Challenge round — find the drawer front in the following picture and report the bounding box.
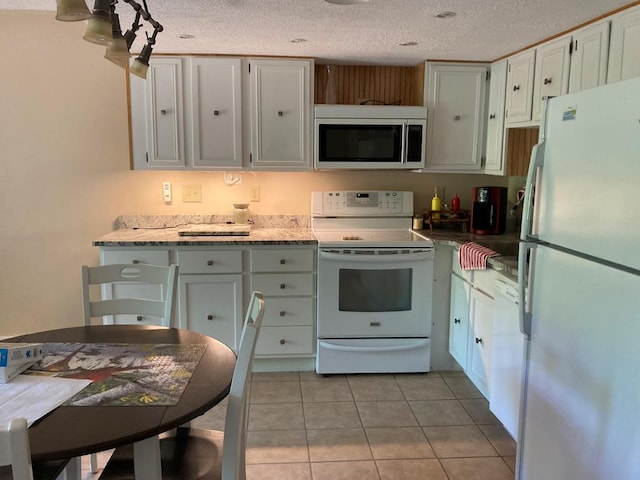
[262,297,313,327]
[256,326,314,355]
[102,249,169,266]
[451,249,474,283]
[251,273,314,296]
[177,250,242,274]
[250,249,314,272]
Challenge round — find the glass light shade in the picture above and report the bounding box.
[105,37,131,69]
[55,0,91,21]
[130,59,149,79]
[83,15,114,46]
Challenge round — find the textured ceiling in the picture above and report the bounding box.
[4,0,635,65]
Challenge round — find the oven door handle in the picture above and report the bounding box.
[319,338,430,352]
[319,250,433,263]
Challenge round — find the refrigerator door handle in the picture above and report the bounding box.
[518,242,534,339]
[520,140,545,242]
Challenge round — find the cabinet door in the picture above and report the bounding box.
[467,288,495,398]
[568,22,610,93]
[179,274,243,350]
[189,58,243,169]
[131,58,186,169]
[484,61,507,175]
[449,273,471,368]
[505,50,535,124]
[607,7,640,83]
[249,59,312,170]
[424,63,488,172]
[532,37,571,121]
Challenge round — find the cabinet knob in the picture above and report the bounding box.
[489,114,496,120]
[207,314,215,321]
[544,77,552,85]
[279,311,286,317]
[277,110,284,117]
[136,315,143,322]
[475,337,483,344]
[280,259,286,265]
[454,318,461,324]
[213,110,220,116]
[454,115,461,121]
[279,283,286,289]
[513,85,520,92]
[132,259,140,264]
[207,260,214,266]
[160,109,167,115]
[370,321,381,327]
[279,339,286,345]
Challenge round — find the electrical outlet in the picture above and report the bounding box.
[250,186,261,202]
[182,184,202,203]
[162,182,172,203]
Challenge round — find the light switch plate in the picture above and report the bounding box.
[183,184,203,203]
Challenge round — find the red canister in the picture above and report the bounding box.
[451,194,460,212]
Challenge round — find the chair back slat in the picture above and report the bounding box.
[0,418,33,480]
[221,291,265,480]
[81,264,178,327]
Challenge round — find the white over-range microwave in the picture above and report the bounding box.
[314,105,428,170]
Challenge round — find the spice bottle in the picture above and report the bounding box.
[431,187,441,219]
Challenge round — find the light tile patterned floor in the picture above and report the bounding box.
[83,371,516,480]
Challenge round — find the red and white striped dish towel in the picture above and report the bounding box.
[459,242,500,270]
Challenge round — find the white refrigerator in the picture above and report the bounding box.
[517,76,640,480]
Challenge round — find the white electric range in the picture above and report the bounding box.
[311,190,434,374]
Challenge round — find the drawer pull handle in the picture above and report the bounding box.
[279,311,286,317]
[454,318,461,324]
[475,337,483,345]
[207,260,214,266]
[280,283,286,289]
[544,77,552,85]
[279,339,286,345]
[132,260,140,264]
[160,109,167,115]
[207,314,215,321]
[280,259,286,265]
[136,315,143,322]
[513,84,520,92]
[489,114,496,119]
[370,321,381,327]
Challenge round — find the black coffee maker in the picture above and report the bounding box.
[470,186,508,235]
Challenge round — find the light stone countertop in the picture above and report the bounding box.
[94,215,520,276]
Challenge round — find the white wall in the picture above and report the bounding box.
[0,11,507,335]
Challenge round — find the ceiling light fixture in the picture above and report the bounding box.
[434,11,457,19]
[55,0,163,79]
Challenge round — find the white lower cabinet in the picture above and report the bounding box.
[448,256,496,399]
[249,248,315,357]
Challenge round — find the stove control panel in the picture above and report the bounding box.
[312,191,413,216]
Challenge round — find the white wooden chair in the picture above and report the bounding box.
[82,264,179,327]
[0,418,69,480]
[81,263,179,473]
[98,291,265,480]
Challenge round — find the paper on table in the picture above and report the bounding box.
[0,375,91,426]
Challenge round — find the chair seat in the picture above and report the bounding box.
[100,428,224,480]
[0,459,69,480]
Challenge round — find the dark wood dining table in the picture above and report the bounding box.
[6,325,237,480]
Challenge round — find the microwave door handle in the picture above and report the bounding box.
[401,123,408,164]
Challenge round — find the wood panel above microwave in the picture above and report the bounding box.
[314,64,424,106]
[506,127,539,176]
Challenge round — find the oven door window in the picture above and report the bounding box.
[338,268,412,312]
[318,124,403,163]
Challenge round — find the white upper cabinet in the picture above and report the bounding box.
[249,59,312,171]
[484,60,508,176]
[568,21,610,93]
[188,58,243,170]
[131,58,186,169]
[505,50,535,125]
[607,6,640,83]
[531,36,571,122]
[424,62,488,172]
